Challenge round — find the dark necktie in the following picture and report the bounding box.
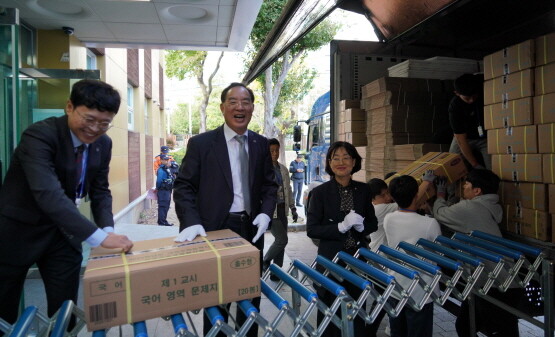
[234,135,250,214]
[75,144,86,188]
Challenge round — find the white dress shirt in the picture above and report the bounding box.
[223,124,250,213]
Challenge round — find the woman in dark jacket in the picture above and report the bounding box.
[307,141,378,337]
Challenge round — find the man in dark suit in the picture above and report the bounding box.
[0,80,133,325]
[173,82,277,337]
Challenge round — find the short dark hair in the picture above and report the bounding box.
[389,175,418,208]
[368,178,388,200]
[454,73,483,96]
[465,169,500,195]
[384,171,397,180]
[70,79,121,114]
[221,82,255,103]
[324,141,362,177]
[268,138,280,147]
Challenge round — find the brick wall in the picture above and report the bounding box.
[127,49,139,87]
[145,134,153,188]
[158,64,164,110]
[144,49,152,99]
[128,130,141,201]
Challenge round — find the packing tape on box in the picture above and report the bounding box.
[202,236,224,305]
[539,66,546,95]
[540,95,545,124]
[121,252,133,324]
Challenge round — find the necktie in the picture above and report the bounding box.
[75,144,86,189]
[234,135,250,214]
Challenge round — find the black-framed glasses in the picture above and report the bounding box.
[76,109,113,130]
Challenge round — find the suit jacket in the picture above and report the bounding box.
[173,125,277,241]
[0,115,114,254]
[275,162,294,218]
[306,179,377,260]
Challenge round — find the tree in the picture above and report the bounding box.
[247,0,340,159]
[165,50,224,133]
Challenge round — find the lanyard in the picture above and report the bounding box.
[75,146,88,205]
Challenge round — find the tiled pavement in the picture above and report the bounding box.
[21,200,544,336]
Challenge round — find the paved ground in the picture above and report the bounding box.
[21,194,545,336]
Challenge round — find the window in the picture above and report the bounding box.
[86,49,97,70]
[127,84,134,130]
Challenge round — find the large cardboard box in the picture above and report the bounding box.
[535,62,555,95]
[536,32,555,66]
[385,152,467,184]
[342,108,366,121]
[361,91,449,110]
[368,133,431,147]
[344,120,366,133]
[487,125,537,154]
[503,205,552,241]
[538,123,555,153]
[340,99,360,111]
[484,97,533,129]
[499,181,548,211]
[483,39,534,80]
[345,132,367,146]
[369,105,444,135]
[492,154,543,182]
[362,77,444,97]
[544,154,555,184]
[534,93,555,124]
[484,69,534,105]
[549,184,555,214]
[83,230,261,331]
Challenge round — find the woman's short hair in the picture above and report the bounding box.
[324,141,362,177]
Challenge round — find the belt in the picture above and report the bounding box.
[228,212,250,222]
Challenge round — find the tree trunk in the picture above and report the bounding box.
[197,52,224,133]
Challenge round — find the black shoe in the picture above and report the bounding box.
[296,203,303,207]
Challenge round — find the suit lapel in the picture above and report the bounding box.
[214,127,233,191]
[86,141,101,186]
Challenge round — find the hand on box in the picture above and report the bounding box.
[175,224,207,242]
[101,233,133,252]
[252,213,270,243]
[436,177,448,198]
[422,170,436,183]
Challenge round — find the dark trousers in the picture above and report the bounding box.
[157,189,171,225]
[456,288,521,337]
[292,179,303,204]
[263,203,288,268]
[203,212,263,337]
[389,302,434,337]
[0,225,82,326]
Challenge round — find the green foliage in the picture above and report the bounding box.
[273,59,317,118]
[165,50,207,80]
[170,147,186,165]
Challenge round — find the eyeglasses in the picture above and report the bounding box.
[225,99,253,108]
[330,156,353,163]
[75,109,113,130]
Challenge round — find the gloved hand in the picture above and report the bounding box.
[338,210,364,233]
[252,213,271,243]
[422,170,436,183]
[291,208,298,222]
[175,224,207,242]
[436,177,448,198]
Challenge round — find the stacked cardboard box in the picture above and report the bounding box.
[352,146,367,182]
[388,56,483,79]
[337,100,366,146]
[486,33,555,242]
[359,77,452,179]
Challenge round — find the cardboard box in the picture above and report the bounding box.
[369,133,431,147]
[534,93,555,124]
[337,122,345,135]
[536,32,555,66]
[342,108,366,121]
[549,184,555,214]
[544,154,555,184]
[385,152,468,184]
[484,69,534,105]
[499,181,548,211]
[362,77,444,97]
[492,154,543,182]
[484,97,533,129]
[356,146,367,159]
[340,99,360,111]
[503,205,552,241]
[535,62,555,95]
[344,120,366,133]
[487,125,537,154]
[369,105,445,134]
[361,91,449,110]
[484,39,534,80]
[83,230,261,331]
[538,123,555,153]
[345,132,367,146]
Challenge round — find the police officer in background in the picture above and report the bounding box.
[153,145,174,174]
[156,154,174,226]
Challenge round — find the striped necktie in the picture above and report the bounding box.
[234,135,250,214]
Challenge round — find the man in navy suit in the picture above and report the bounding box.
[173,82,277,337]
[0,80,133,325]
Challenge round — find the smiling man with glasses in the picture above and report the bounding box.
[0,79,133,327]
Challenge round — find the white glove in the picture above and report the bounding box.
[252,213,271,243]
[339,210,364,233]
[175,224,207,242]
